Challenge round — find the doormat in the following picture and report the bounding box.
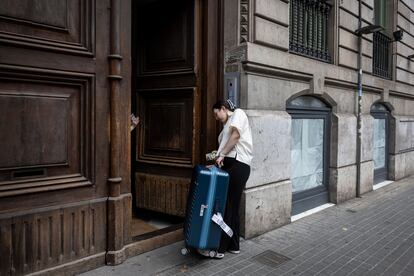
[251,250,291,268]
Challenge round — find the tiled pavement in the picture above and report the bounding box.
[82,176,414,275]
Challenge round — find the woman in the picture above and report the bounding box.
[200,100,253,259]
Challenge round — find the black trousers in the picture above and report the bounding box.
[218,157,250,253]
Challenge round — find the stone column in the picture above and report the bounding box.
[240,110,292,238]
[329,113,357,203]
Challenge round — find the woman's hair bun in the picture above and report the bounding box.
[226,99,236,111]
[212,99,237,111]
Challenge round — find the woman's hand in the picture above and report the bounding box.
[216,156,224,167]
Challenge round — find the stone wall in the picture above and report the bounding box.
[224,0,414,238]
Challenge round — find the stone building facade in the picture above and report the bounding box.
[222,0,414,238]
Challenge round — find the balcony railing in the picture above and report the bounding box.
[289,0,331,62]
[373,32,392,79]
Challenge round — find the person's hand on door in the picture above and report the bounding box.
[130,113,140,131]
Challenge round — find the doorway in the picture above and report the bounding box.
[371,103,389,184]
[130,0,222,239]
[287,96,331,215]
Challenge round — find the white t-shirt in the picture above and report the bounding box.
[217,109,253,166]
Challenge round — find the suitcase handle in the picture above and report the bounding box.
[214,199,220,214]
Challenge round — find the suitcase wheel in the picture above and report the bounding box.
[209,250,217,258]
[181,247,190,256]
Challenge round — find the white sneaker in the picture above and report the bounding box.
[228,250,240,254]
[197,249,225,259]
[197,249,210,257]
[214,253,225,259]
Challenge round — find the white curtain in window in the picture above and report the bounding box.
[291,119,324,193]
[373,118,386,170]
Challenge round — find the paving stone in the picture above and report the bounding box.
[81,176,414,276]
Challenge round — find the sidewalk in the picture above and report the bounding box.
[82,176,414,276]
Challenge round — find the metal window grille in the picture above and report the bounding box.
[289,0,331,62]
[373,32,392,79]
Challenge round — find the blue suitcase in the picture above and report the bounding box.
[181,165,230,257]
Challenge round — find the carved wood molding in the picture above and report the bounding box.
[137,0,195,75]
[0,64,95,197]
[135,172,190,216]
[0,199,106,275]
[0,0,95,56]
[240,0,250,43]
[136,87,197,168]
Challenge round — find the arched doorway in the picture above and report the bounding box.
[287,96,331,215]
[370,103,390,184]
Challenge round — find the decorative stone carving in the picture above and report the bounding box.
[240,0,249,43]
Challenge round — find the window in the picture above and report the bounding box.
[291,118,324,193]
[289,95,328,109]
[370,103,390,183]
[373,0,393,79]
[373,32,392,79]
[287,96,331,215]
[289,0,332,62]
[374,0,392,32]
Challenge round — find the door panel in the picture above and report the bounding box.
[0,0,111,274]
[0,77,82,177]
[138,89,196,164]
[0,0,94,55]
[0,0,96,198]
[133,0,201,216]
[139,0,194,74]
[136,173,189,216]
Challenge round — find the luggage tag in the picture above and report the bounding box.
[211,213,233,237]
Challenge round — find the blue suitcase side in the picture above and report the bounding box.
[184,165,229,250]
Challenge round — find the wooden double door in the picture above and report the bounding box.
[0,0,126,274]
[132,0,221,217]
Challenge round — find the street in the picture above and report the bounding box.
[82,176,414,276]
